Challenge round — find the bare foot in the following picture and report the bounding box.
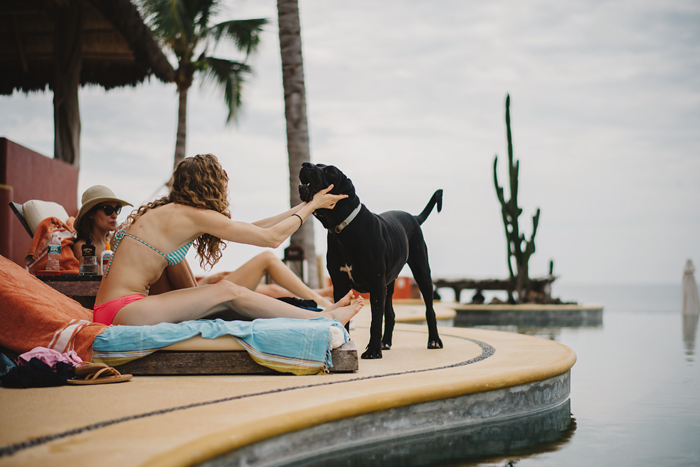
[323,296,364,325]
[325,291,353,310]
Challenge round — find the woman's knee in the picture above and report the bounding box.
[215,280,247,300]
[257,250,280,266]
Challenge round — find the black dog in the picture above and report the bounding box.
[299,162,444,359]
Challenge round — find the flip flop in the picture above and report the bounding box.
[75,363,108,377]
[67,364,132,385]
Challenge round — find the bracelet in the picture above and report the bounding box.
[292,213,304,228]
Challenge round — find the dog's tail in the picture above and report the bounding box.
[415,189,443,225]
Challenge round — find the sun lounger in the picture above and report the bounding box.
[0,256,359,375]
[112,338,358,375]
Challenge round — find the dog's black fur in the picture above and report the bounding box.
[299,162,443,359]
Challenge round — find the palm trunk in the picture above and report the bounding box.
[277,0,319,288]
[53,3,83,167]
[173,84,188,170]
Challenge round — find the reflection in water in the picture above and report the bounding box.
[682,314,698,357]
[287,401,575,467]
[681,259,700,358]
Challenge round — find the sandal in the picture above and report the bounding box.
[67,364,132,385]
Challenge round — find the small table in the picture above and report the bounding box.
[37,274,101,309]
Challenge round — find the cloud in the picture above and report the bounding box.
[1,0,698,283]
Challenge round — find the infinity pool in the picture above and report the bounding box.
[299,283,700,466]
[462,283,700,467]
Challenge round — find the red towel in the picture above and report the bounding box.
[25,217,80,274]
[0,255,107,361]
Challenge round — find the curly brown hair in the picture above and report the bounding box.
[125,154,231,269]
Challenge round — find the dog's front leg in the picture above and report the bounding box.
[362,288,387,359]
[381,280,396,350]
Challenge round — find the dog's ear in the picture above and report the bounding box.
[323,166,356,200]
[339,177,356,200]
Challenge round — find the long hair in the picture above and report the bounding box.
[74,206,100,242]
[125,154,231,269]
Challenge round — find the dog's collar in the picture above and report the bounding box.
[334,203,362,234]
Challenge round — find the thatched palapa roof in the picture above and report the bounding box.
[0,0,175,95]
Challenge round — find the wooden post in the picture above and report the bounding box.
[53,3,83,167]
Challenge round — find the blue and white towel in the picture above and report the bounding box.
[92,318,348,375]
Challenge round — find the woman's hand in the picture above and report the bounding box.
[311,185,347,210]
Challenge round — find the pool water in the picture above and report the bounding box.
[448,283,700,466]
[302,284,699,467]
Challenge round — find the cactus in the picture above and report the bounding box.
[493,95,540,303]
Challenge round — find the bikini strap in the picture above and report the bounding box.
[103,230,126,278]
[122,232,169,258]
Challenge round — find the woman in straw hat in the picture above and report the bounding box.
[73,185,133,261]
[93,154,363,327]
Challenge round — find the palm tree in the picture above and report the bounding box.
[139,0,267,169]
[277,0,319,288]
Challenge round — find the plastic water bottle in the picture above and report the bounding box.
[46,231,61,271]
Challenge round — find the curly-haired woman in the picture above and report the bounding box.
[93,154,363,327]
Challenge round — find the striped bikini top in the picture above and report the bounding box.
[104,229,193,277]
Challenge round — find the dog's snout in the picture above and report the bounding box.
[302,162,314,169]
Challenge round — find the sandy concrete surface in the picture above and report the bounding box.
[0,304,575,467]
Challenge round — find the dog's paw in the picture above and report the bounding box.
[427,338,443,349]
[381,342,392,350]
[361,347,383,359]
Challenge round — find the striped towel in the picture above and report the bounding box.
[91,318,348,375]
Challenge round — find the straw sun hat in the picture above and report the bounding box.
[75,185,133,226]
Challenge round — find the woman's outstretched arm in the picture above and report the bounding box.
[252,204,304,229]
[192,186,345,249]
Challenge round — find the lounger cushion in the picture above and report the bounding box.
[22,200,70,235]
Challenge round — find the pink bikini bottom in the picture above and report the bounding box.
[93,295,146,325]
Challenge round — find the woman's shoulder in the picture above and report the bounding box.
[72,239,85,256]
[171,203,227,219]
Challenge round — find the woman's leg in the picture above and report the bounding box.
[223,251,333,308]
[255,283,298,299]
[147,270,174,296]
[113,280,362,326]
[148,262,199,295]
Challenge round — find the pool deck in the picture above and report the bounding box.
[0,303,576,467]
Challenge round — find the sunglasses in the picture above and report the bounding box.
[100,205,122,216]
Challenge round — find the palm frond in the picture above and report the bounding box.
[199,57,252,123]
[193,0,219,32]
[205,18,268,56]
[139,0,187,41]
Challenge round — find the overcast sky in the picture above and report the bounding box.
[2,0,699,288]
